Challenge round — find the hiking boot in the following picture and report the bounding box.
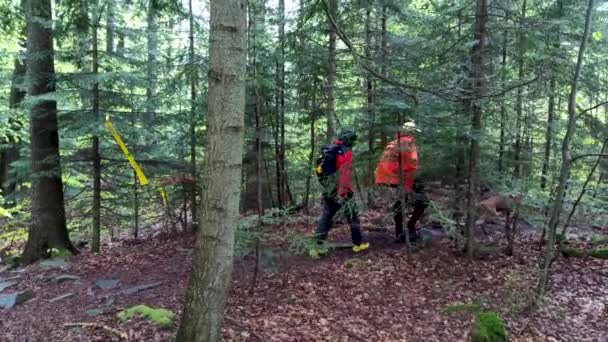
[352,242,370,253]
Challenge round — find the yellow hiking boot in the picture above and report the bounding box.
[352,242,370,253]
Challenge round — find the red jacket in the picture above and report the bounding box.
[335,140,353,198]
[375,135,418,191]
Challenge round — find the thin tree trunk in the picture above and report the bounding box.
[537,0,594,301]
[105,0,114,53]
[91,0,102,253]
[365,2,374,206]
[133,170,139,239]
[189,0,198,226]
[175,0,247,339]
[249,0,265,293]
[560,138,607,237]
[541,0,563,190]
[464,0,488,259]
[22,0,76,264]
[513,0,527,178]
[498,0,509,173]
[305,80,317,212]
[326,0,337,143]
[278,0,290,206]
[146,0,158,119]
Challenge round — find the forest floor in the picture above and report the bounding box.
[1,190,607,341]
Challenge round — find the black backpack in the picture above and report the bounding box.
[315,144,343,187]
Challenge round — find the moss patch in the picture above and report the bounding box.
[590,247,608,259]
[117,305,175,329]
[590,236,608,246]
[471,312,508,342]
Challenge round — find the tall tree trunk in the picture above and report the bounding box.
[146,0,158,119]
[365,2,374,206]
[305,80,317,212]
[188,0,198,226]
[91,0,102,253]
[21,0,76,264]
[105,0,114,53]
[541,0,563,190]
[464,0,488,259]
[537,0,594,301]
[513,0,527,178]
[498,0,509,173]
[326,0,337,143]
[249,0,265,292]
[278,0,290,206]
[175,0,247,339]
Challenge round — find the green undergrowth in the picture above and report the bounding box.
[471,312,508,342]
[117,305,175,329]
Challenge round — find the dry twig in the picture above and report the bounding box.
[64,322,129,341]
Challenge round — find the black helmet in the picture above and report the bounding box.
[338,128,357,147]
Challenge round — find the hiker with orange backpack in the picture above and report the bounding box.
[376,121,428,243]
[311,128,370,257]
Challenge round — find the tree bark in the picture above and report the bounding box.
[189,0,198,226]
[305,80,317,212]
[21,0,75,264]
[105,0,114,53]
[498,0,509,173]
[91,0,102,253]
[365,2,374,206]
[513,0,527,178]
[541,0,563,190]
[175,0,247,340]
[146,0,158,119]
[326,0,337,143]
[537,0,595,301]
[464,0,488,259]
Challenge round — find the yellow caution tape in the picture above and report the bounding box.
[105,117,169,208]
[157,187,168,206]
[104,119,149,186]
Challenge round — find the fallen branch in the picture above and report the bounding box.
[64,322,129,341]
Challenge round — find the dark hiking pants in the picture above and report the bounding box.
[391,181,428,241]
[315,194,363,246]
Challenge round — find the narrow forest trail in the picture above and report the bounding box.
[1,213,607,341]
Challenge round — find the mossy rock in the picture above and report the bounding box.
[590,247,608,259]
[117,304,175,329]
[561,247,587,258]
[590,236,608,246]
[561,246,608,259]
[471,312,508,342]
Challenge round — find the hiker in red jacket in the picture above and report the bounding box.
[376,121,428,243]
[311,129,370,256]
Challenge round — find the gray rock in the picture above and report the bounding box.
[51,274,80,283]
[0,289,34,309]
[49,292,74,303]
[85,308,105,316]
[40,258,69,269]
[122,281,162,295]
[94,279,120,290]
[0,281,18,293]
[0,275,21,282]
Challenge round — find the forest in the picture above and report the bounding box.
[0,0,607,340]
